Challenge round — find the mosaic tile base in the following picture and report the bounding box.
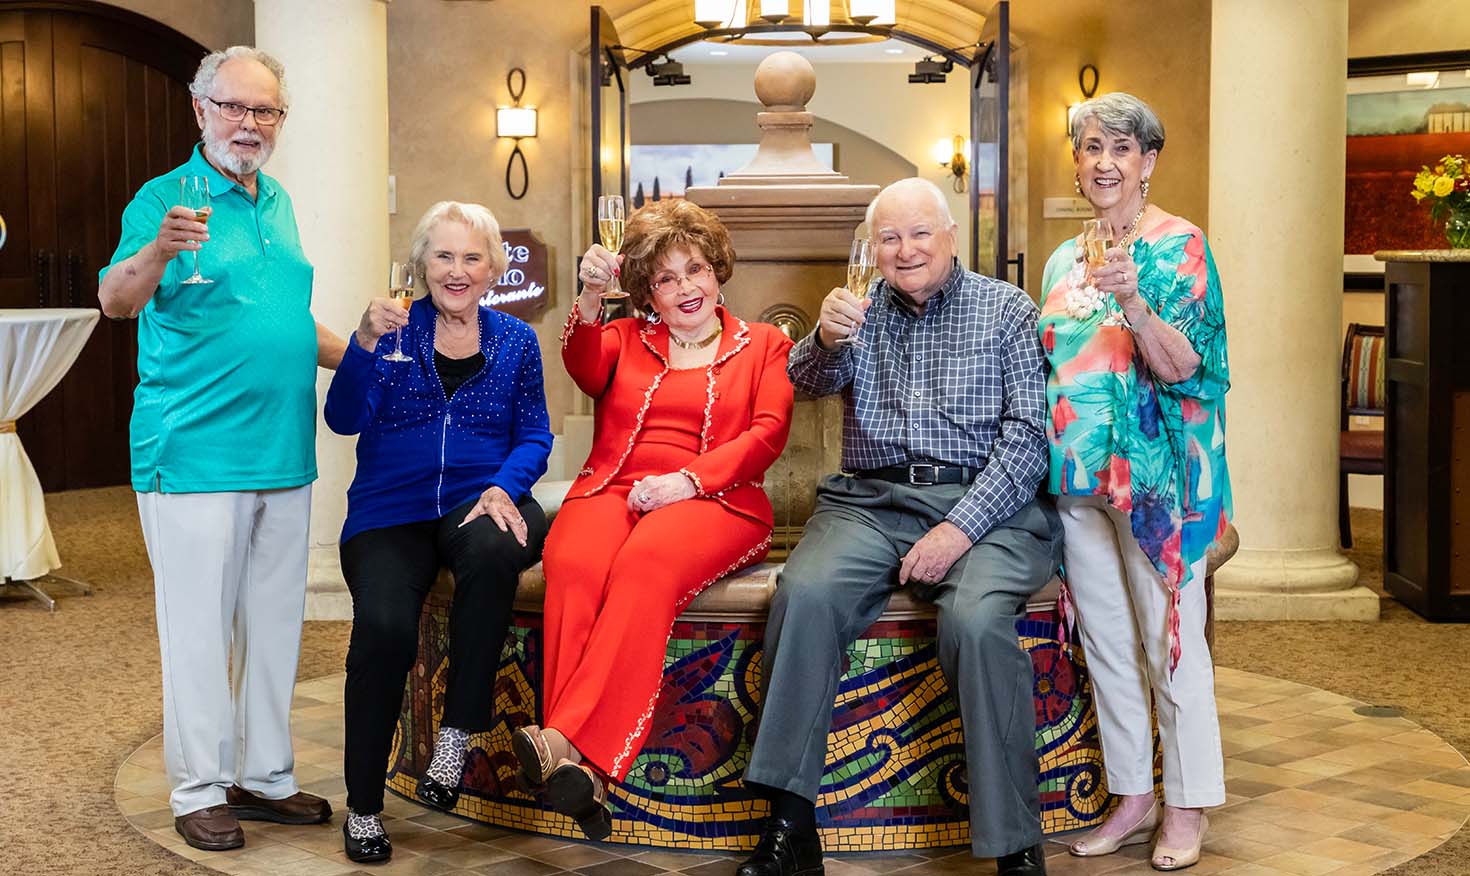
[114,666,1470,876]
[385,596,1140,851]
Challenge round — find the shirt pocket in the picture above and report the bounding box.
[936,351,997,427]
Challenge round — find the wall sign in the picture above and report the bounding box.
[481,228,551,321]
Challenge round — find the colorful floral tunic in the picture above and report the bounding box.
[1039,215,1232,669]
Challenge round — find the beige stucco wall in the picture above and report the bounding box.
[94,0,253,50]
[1349,0,1470,56]
[386,0,591,434]
[1011,0,1211,295]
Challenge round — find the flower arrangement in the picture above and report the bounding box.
[1411,154,1470,248]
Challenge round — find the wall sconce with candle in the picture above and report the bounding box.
[933,134,969,193]
[1066,63,1099,135]
[496,68,537,200]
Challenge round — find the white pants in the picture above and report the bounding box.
[136,486,311,816]
[1057,495,1225,808]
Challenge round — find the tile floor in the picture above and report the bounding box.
[114,667,1470,876]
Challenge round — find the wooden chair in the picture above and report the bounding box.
[1339,323,1386,549]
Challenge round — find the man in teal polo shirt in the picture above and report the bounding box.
[99,46,346,852]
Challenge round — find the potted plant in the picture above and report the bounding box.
[1412,154,1470,249]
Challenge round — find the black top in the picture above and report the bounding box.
[434,350,486,400]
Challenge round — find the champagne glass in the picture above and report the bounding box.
[1081,218,1114,270]
[179,176,213,285]
[597,195,627,299]
[837,237,876,347]
[383,262,414,362]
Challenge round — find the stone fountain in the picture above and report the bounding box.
[685,50,879,555]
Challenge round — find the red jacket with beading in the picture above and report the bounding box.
[559,304,795,527]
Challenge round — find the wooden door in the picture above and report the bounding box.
[0,4,204,491]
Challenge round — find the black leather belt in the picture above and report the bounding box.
[852,462,976,485]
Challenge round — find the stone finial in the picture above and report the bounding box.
[753,51,816,112]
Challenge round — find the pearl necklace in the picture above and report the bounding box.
[670,323,722,350]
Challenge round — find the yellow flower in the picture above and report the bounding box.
[1415,173,1434,193]
[1434,175,1455,198]
[1413,190,1426,201]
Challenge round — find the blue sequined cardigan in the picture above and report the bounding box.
[325,297,553,543]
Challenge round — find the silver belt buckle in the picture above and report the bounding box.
[908,463,939,485]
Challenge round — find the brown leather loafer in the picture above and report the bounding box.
[175,805,245,851]
[226,785,333,825]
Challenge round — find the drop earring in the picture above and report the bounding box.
[1141,178,1150,199]
[1074,175,1083,195]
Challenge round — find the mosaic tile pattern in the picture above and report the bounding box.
[114,666,1470,876]
[384,598,1129,851]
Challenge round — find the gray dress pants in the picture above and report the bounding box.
[743,474,1063,858]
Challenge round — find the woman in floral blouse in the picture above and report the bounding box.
[1039,92,1231,872]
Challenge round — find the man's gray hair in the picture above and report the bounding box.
[190,46,290,108]
[409,201,510,282]
[865,177,955,227]
[1069,92,1165,154]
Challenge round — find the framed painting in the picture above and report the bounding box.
[1345,51,1470,278]
[628,143,836,207]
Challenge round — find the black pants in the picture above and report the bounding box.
[339,495,548,815]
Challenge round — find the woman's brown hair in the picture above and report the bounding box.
[618,199,736,311]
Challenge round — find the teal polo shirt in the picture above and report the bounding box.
[101,144,318,493]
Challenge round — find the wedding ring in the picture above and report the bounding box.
[639,492,651,503]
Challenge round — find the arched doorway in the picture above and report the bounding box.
[0,2,206,490]
[586,1,1013,281]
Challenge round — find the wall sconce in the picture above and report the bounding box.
[1066,63,1100,136]
[933,135,969,193]
[496,68,536,200]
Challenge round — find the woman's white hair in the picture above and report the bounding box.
[865,177,955,227]
[189,46,290,108]
[409,201,510,282]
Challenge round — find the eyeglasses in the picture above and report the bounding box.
[205,97,286,126]
[650,262,714,296]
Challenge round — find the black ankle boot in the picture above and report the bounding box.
[735,816,824,876]
[996,842,1047,876]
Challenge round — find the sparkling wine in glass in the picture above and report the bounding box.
[837,237,876,347]
[179,176,213,285]
[383,261,414,362]
[597,195,627,299]
[1082,218,1114,269]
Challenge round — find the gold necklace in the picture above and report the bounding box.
[1118,202,1149,250]
[670,323,722,350]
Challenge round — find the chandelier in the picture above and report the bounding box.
[693,1,898,45]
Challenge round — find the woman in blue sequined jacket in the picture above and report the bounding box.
[323,201,552,864]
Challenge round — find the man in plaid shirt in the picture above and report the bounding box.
[738,179,1062,876]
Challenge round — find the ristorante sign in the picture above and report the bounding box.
[481,228,550,322]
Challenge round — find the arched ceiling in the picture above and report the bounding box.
[597,0,991,66]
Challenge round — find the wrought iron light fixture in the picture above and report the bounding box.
[933,135,969,193]
[496,68,536,200]
[690,0,897,47]
[1066,63,1100,135]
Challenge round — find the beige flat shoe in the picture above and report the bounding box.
[1151,813,1208,871]
[1069,799,1160,857]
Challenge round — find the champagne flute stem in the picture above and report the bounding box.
[192,246,202,278]
[394,326,404,357]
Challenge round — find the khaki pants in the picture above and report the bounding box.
[137,486,310,816]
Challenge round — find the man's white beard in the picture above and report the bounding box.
[202,127,273,177]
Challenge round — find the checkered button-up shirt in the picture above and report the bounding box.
[788,260,1049,542]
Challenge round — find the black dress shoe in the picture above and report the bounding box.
[735,816,824,876]
[342,818,392,864]
[996,843,1047,876]
[415,774,460,811]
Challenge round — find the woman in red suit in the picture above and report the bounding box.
[512,200,794,840]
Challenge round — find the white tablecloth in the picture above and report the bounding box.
[0,308,100,581]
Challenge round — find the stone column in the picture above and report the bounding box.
[1207,0,1376,619]
[255,0,390,619]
